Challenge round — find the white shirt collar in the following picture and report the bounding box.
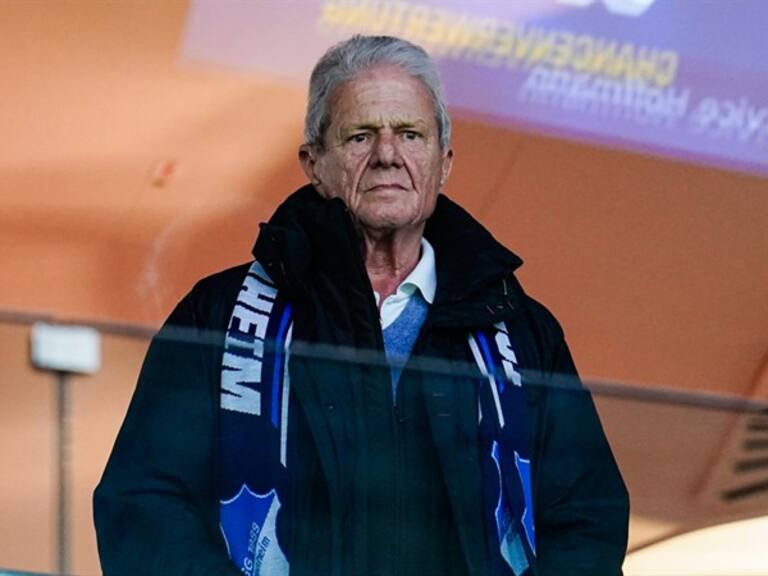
[372,238,437,306]
[400,237,436,304]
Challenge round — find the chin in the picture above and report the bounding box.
[356,200,423,228]
[357,212,416,233]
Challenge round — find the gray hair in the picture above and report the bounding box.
[304,35,452,150]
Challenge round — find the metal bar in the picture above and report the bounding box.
[0,308,153,340]
[56,371,70,576]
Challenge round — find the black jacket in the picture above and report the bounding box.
[94,186,629,576]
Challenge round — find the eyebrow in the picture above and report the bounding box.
[344,119,430,133]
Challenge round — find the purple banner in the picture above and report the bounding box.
[182,0,768,177]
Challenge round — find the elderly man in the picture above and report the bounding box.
[95,36,628,576]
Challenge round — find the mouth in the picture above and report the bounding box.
[365,183,408,193]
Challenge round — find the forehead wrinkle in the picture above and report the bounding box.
[342,116,431,133]
[325,67,440,146]
[392,119,430,131]
[343,119,384,133]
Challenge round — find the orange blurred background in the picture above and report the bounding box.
[1,2,767,574]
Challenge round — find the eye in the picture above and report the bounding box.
[402,130,421,141]
[348,133,370,144]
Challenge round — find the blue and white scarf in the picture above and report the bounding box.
[218,260,535,575]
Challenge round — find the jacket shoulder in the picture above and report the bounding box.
[521,295,566,346]
[191,262,254,300]
[171,262,254,332]
[495,291,569,378]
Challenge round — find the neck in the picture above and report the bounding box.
[360,226,423,305]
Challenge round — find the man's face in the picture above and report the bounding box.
[300,65,453,233]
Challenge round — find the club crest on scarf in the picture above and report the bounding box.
[220,486,288,576]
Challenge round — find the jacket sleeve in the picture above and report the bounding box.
[93,288,240,576]
[533,315,630,576]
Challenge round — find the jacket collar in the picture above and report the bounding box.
[424,193,523,303]
[252,185,526,326]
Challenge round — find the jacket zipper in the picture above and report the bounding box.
[393,315,434,576]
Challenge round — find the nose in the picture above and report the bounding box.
[369,132,403,168]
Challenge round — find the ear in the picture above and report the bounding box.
[440,148,454,188]
[298,143,322,188]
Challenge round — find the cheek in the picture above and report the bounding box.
[408,154,442,193]
[317,155,353,198]
[349,157,366,182]
[344,153,374,198]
